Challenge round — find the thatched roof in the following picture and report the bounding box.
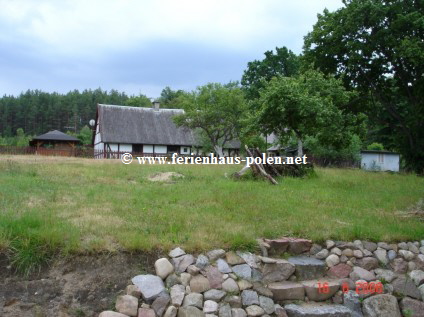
[98,104,241,149]
[32,130,80,142]
[98,104,198,146]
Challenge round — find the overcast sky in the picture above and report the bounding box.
[0,0,342,98]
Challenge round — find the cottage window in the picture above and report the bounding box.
[378,154,384,163]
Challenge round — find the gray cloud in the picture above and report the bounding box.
[0,0,343,97]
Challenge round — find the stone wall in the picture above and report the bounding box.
[99,238,424,317]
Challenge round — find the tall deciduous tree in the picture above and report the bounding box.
[303,0,424,173]
[241,46,300,100]
[173,83,246,157]
[256,70,366,156]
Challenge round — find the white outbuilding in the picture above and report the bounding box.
[360,150,400,172]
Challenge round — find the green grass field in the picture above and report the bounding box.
[0,155,423,273]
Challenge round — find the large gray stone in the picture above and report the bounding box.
[315,249,329,260]
[237,252,259,269]
[263,238,290,256]
[245,305,265,317]
[205,266,223,289]
[219,303,232,317]
[409,270,424,286]
[204,289,226,301]
[190,274,211,293]
[178,306,205,317]
[173,254,196,273]
[374,269,396,283]
[222,278,240,293]
[373,249,388,266]
[392,275,421,299]
[363,241,377,252]
[241,290,259,306]
[226,251,245,265]
[203,300,219,314]
[196,255,210,269]
[181,273,192,286]
[171,284,186,307]
[138,308,156,317]
[252,282,274,298]
[217,259,233,273]
[115,295,138,316]
[166,274,182,288]
[391,258,408,274]
[274,304,288,317]
[349,267,376,282]
[164,306,178,317]
[183,293,204,309]
[169,247,186,258]
[268,281,305,301]
[233,264,252,280]
[258,296,274,315]
[388,250,397,261]
[326,255,340,268]
[357,258,378,271]
[132,274,166,302]
[408,242,420,254]
[225,295,242,308]
[238,280,253,291]
[262,260,295,283]
[232,308,247,317]
[156,258,175,279]
[284,304,352,317]
[342,291,362,317]
[152,292,171,317]
[301,280,339,301]
[251,269,263,282]
[288,256,326,280]
[207,249,226,262]
[399,297,424,317]
[399,250,415,261]
[362,294,401,317]
[327,264,352,279]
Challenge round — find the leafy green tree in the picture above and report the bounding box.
[303,0,424,173]
[305,134,362,162]
[256,70,366,156]
[159,87,185,108]
[77,125,93,145]
[367,142,385,151]
[16,128,30,147]
[241,46,300,100]
[173,82,247,157]
[124,94,152,108]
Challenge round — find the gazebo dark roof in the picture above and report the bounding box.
[32,130,80,142]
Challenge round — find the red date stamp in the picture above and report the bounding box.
[317,282,383,294]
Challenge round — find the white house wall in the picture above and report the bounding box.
[120,144,132,152]
[154,145,167,154]
[94,121,103,151]
[180,146,191,155]
[361,153,399,172]
[143,145,153,153]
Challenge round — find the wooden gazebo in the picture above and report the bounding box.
[30,130,81,156]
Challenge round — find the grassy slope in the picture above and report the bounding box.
[1,155,423,258]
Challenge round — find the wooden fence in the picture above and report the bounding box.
[0,146,94,158]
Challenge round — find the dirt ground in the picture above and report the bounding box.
[0,251,163,317]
